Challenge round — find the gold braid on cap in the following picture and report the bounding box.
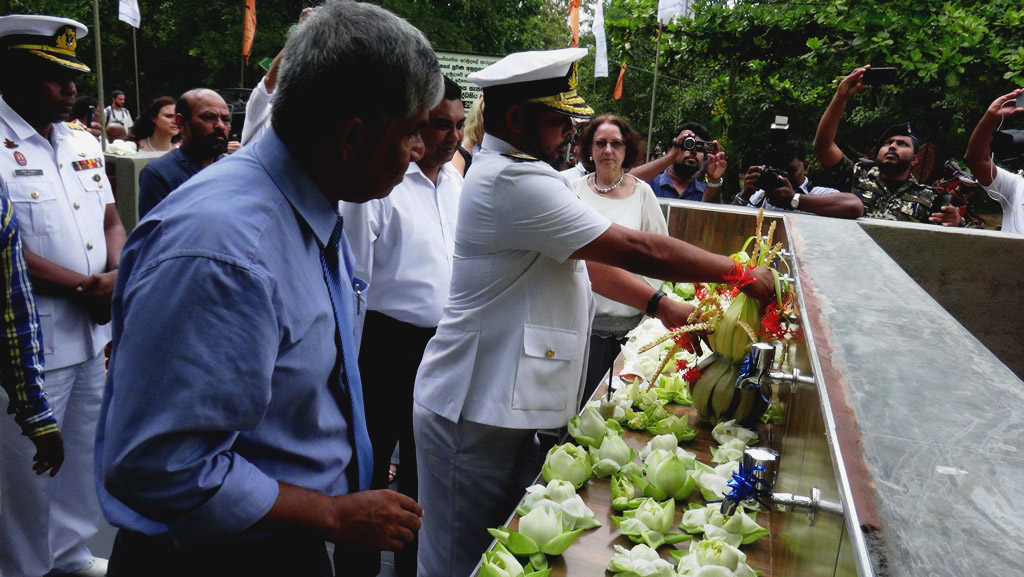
[7,27,89,72]
[524,62,594,115]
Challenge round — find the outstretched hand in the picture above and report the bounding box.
[740,266,777,308]
[985,88,1024,120]
[705,146,727,182]
[655,297,697,329]
[837,67,870,100]
[929,205,962,227]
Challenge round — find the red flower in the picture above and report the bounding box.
[681,366,702,383]
[695,285,709,301]
[759,302,790,340]
[673,333,695,353]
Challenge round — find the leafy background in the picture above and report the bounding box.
[7,0,1023,197]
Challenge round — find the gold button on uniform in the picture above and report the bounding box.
[545,350,555,359]
[73,202,81,209]
[31,191,39,199]
[86,242,94,250]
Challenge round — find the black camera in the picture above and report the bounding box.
[757,166,790,192]
[671,136,717,154]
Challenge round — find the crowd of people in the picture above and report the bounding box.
[0,4,1022,577]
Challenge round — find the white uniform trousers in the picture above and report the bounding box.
[413,402,539,577]
[0,352,105,577]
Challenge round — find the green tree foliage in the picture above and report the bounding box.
[7,0,567,108]
[8,0,1022,192]
[579,0,1024,192]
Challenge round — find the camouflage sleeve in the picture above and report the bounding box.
[817,154,856,193]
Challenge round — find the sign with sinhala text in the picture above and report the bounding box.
[436,51,502,109]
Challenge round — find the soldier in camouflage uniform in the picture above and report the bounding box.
[813,67,964,226]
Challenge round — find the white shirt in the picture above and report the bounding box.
[560,162,587,180]
[573,174,667,320]
[0,97,114,369]
[415,134,611,429]
[241,77,273,146]
[748,177,840,213]
[341,161,462,327]
[104,105,134,130]
[984,166,1024,234]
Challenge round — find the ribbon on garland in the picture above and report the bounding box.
[709,463,772,512]
[735,351,772,404]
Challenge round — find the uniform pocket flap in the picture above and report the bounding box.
[76,171,105,192]
[7,181,58,203]
[522,324,578,361]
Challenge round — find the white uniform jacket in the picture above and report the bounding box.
[0,97,114,370]
[414,134,611,430]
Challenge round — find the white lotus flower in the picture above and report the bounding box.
[606,543,676,577]
[711,420,758,446]
[516,480,601,531]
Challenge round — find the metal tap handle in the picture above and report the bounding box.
[749,343,776,373]
[738,343,777,391]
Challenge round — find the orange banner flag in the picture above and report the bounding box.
[613,64,627,100]
[242,0,257,64]
[569,0,581,47]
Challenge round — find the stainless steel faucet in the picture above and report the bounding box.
[720,447,843,525]
[741,342,816,393]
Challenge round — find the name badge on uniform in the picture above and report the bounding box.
[14,169,44,177]
[71,158,102,171]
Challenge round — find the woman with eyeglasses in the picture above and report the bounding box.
[573,114,670,404]
[132,96,180,153]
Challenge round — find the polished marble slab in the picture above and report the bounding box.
[787,215,1024,576]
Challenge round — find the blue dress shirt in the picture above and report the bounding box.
[650,168,706,201]
[137,146,208,219]
[97,129,359,546]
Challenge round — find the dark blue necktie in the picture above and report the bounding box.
[320,215,373,492]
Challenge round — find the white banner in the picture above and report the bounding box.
[593,0,608,78]
[118,0,141,28]
[658,0,693,25]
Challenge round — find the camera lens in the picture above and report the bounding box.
[682,136,697,150]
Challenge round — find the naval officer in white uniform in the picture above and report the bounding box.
[0,14,124,577]
[412,48,776,577]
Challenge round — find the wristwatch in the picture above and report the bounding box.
[646,290,666,317]
[790,194,801,210]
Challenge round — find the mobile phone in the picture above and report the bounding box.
[1016,92,1024,110]
[87,105,96,124]
[929,193,954,215]
[861,67,898,86]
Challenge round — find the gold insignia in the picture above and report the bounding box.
[64,121,86,131]
[568,62,579,92]
[55,26,77,52]
[502,150,540,162]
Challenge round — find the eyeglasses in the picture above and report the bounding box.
[593,140,625,150]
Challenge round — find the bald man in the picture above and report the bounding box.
[138,89,238,218]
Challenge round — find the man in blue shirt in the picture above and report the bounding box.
[136,89,232,218]
[96,3,442,575]
[631,122,727,203]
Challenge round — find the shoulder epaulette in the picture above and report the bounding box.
[502,150,539,162]
[63,121,86,131]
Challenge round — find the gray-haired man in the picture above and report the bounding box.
[96,3,441,575]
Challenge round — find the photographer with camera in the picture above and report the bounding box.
[735,139,863,218]
[964,88,1024,234]
[630,122,725,203]
[813,67,962,226]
